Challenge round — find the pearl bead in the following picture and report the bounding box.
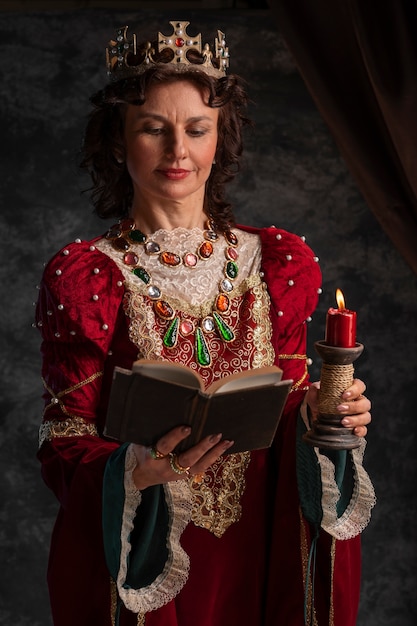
[63,249,69,256]
[288,280,294,286]
[55,269,62,276]
[89,246,96,251]
[277,311,284,317]
[307,358,313,366]
[300,235,306,241]
[47,310,53,316]
[93,268,100,274]
[102,324,109,330]
[276,234,282,240]
[58,304,64,310]
[313,256,319,262]
[317,288,322,294]
[306,316,312,322]
[92,295,99,301]
[286,255,292,261]
[55,332,60,338]
[75,238,81,244]
[117,281,123,287]
[70,330,76,335]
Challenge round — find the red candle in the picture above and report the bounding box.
[325,289,357,348]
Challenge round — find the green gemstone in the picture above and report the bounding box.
[163,317,179,349]
[129,230,147,244]
[226,260,238,280]
[213,312,235,342]
[195,327,211,367]
[133,266,150,284]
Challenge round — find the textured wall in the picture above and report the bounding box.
[0,8,416,626]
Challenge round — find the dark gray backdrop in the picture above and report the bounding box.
[1,8,416,626]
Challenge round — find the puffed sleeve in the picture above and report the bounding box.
[36,238,126,506]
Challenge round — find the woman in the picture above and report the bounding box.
[36,21,375,626]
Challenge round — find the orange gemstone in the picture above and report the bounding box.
[215,293,230,313]
[198,241,214,259]
[160,251,181,266]
[154,300,174,320]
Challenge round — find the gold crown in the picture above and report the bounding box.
[106,21,230,80]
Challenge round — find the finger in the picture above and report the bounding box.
[337,395,371,416]
[152,425,192,456]
[341,378,366,401]
[176,433,233,471]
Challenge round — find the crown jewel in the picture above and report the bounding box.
[106,21,229,81]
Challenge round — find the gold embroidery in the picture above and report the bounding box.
[38,416,99,447]
[42,371,103,418]
[137,614,146,626]
[251,282,275,369]
[189,452,251,537]
[279,353,309,392]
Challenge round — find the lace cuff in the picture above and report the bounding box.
[114,445,193,614]
[300,403,376,540]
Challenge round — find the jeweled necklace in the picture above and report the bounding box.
[106,217,240,367]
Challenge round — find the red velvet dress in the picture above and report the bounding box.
[36,225,375,626]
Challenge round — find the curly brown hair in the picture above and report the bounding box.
[80,64,251,232]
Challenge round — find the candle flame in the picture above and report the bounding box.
[336,288,345,310]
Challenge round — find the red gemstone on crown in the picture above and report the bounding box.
[175,38,185,47]
[226,247,238,261]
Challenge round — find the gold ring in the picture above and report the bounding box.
[149,446,167,460]
[169,453,191,475]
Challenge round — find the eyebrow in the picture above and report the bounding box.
[133,113,215,124]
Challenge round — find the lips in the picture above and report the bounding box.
[158,168,191,180]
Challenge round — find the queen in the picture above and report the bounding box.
[36,20,375,626]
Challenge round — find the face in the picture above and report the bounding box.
[123,80,219,214]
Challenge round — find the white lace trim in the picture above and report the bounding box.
[300,404,376,540]
[95,226,261,306]
[116,445,193,614]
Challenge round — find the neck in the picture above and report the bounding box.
[130,197,207,233]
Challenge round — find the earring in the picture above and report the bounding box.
[116,157,124,164]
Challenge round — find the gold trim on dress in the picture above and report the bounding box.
[38,416,99,448]
[42,371,103,418]
[278,353,309,392]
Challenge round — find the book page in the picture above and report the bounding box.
[211,373,288,395]
[131,359,203,390]
[207,366,283,395]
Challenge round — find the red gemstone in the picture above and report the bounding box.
[226,247,238,261]
[123,252,139,266]
[183,252,198,267]
[175,37,185,47]
[160,251,181,267]
[225,230,238,246]
[154,300,175,320]
[180,320,194,336]
[119,218,135,232]
[215,293,230,313]
[198,241,214,259]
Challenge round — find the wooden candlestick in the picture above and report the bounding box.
[303,340,364,450]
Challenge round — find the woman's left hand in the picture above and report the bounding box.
[305,378,372,437]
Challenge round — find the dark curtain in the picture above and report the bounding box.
[268,0,417,276]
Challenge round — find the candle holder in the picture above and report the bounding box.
[303,340,364,450]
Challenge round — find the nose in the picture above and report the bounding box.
[165,129,187,160]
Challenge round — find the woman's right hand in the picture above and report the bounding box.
[131,426,234,490]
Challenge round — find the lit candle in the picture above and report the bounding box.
[325,289,357,348]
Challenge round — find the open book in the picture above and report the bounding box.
[104,359,293,454]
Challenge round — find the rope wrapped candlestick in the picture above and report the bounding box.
[303,290,363,450]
